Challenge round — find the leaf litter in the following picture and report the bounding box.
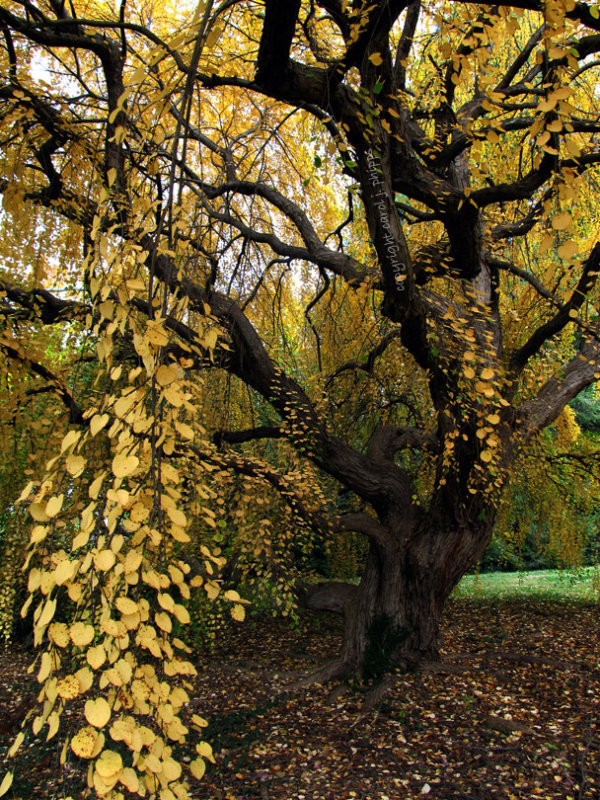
[0,599,598,799]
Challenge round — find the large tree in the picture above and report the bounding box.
[2,0,600,685]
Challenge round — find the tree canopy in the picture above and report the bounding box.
[2,0,600,797]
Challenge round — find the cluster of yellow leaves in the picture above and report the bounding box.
[555,406,581,446]
[0,220,237,798]
[5,481,217,798]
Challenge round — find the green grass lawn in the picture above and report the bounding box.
[454,565,600,602]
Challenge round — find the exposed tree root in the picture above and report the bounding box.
[293,657,353,688]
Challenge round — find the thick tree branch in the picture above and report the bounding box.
[187,444,389,546]
[366,425,439,463]
[255,0,301,89]
[212,426,284,446]
[201,180,370,285]
[395,1,420,88]
[344,0,409,70]
[0,335,85,423]
[471,151,556,207]
[516,338,600,442]
[509,243,600,374]
[325,330,402,386]
[0,280,89,323]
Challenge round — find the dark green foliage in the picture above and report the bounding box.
[479,529,555,572]
[571,391,600,433]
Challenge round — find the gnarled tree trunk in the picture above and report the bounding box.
[313,515,495,682]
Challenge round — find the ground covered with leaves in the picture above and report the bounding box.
[1,600,599,800]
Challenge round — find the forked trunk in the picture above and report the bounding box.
[315,519,494,683]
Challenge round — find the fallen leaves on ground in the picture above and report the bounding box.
[1,599,598,799]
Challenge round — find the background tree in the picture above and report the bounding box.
[2,0,600,706]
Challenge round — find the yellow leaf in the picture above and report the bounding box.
[114,394,136,418]
[87,645,107,670]
[7,732,24,758]
[77,666,94,693]
[173,604,190,624]
[156,364,178,386]
[480,368,494,381]
[486,414,500,425]
[124,550,143,574]
[71,726,103,758]
[115,658,132,684]
[94,550,116,572]
[90,413,110,437]
[29,503,49,522]
[21,594,33,619]
[99,300,114,320]
[146,319,169,347]
[552,212,572,231]
[112,453,139,478]
[480,450,493,463]
[0,772,13,798]
[163,385,184,407]
[57,675,80,699]
[203,328,218,350]
[95,749,123,778]
[89,472,105,499]
[30,525,49,544]
[38,597,57,628]
[115,596,138,615]
[61,430,82,452]
[17,480,35,503]
[70,622,95,647]
[196,740,215,762]
[54,559,76,585]
[119,767,139,792]
[155,611,172,632]
[84,697,111,728]
[45,494,64,518]
[552,86,572,101]
[72,530,90,549]
[205,582,219,601]
[162,758,182,782]
[231,604,245,622]
[368,52,383,66]
[170,526,191,543]
[174,420,194,440]
[66,454,87,477]
[68,582,83,603]
[439,42,452,59]
[539,233,554,253]
[557,240,579,260]
[158,593,175,612]
[37,651,53,683]
[166,506,187,527]
[190,757,206,780]
[125,277,145,291]
[475,382,494,398]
